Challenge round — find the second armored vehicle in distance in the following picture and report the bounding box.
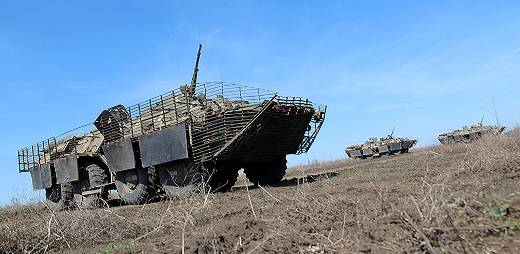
[438,123,505,144]
[345,131,417,159]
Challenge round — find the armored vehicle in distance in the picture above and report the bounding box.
[345,133,417,159]
[437,123,505,144]
[17,44,327,210]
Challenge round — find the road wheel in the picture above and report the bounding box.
[115,166,152,204]
[244,156,287,186]
[158,160,197,198]
[73,164,109,209]
[45,183,73,211]
[208,161,240,192]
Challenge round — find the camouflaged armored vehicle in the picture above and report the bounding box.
[438,123,505,144]
[17,45,327,210]
[345,133,417,159]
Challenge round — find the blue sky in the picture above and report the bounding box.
[1,1,519,204]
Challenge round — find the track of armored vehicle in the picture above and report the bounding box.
[16,45,327,210]
[345,134,417,159]
[438,123,505,144]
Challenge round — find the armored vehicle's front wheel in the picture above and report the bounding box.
[73,164,109,209]
[45,183,73,211]
[158,160,240,195]
[157,160,197,198]
[244,156,287,186]
[115,167,153,204]
[208,161,240,192]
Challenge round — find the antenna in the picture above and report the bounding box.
[190,43,203,95]
[480,116,484,125]
[390,126,395,137]
[493,103,500,126]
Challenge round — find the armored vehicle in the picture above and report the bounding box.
[437,123,505,144]
[345,132,417,159]
[17,45,326,210]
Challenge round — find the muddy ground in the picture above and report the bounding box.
[1,130,519,253]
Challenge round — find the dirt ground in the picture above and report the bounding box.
[1,130,519,253]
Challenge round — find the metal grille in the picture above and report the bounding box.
[96,82,326,163]
[189,83,279,161]
[211,96,325,162]
[94,105,129,143]
[17,124,96,173]
[95,82,276,143]
[298,104,327,154]
[120,82,277,139]
[17,138,57,172]
[190,102,266,162]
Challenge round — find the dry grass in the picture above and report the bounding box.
[469,129,520,174]
[0,189,213,253]
[394,128,520,253]
[1,129,519,253]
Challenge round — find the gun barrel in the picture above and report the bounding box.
[190,44,203,93]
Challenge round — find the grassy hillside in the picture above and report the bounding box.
[1,129,519,253]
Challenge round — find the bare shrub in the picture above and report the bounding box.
[467,128,520,173]
[430,142,469,155]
